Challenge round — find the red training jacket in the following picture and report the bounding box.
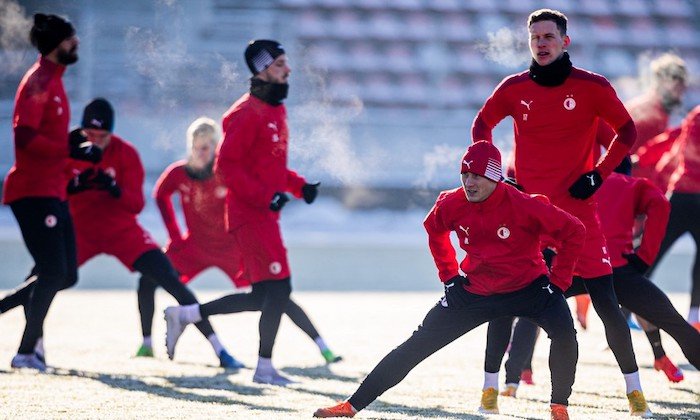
[3,57,70,204]
[215,93,306,231]
[154,161,230,247]
[68,135,146,236]
[597,173,670,268]
[472,67,634,209]
[424,182,586,295]
[636,127,681,192]
[597,92,668,155]
[668,105,700,194]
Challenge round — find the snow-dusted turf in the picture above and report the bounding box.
[0,290,697,419]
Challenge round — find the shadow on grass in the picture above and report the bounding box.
[676,362,697,371]
[39,367,295,413]
[574,388,700,415]
[281,364,362,383]
[290,384,543,420]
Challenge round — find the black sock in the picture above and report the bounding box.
[645,329,665,359]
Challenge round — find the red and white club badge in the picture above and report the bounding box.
[497,226,510,239]
[563,96,576,110]
[45,214,57,228]
[269,261,282,275]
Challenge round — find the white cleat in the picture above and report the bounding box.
[164,306,186,360]
[253,369,296,386]
[11,353,47,372]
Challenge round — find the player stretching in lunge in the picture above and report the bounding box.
[313,141,584,419]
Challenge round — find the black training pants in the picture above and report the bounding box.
[492,265,700,383]
[137,276,319,341]
[9,198,78,354]
[648,192,700,307]
[133,250,215,338]
[348,276,577,410]
[200,278,292,358]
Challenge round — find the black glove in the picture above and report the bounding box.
[92,169,121,198]
[623,253,650,274]
[66,168,95,195]
[69,129,102,163]
[269,192,289,212]
[542,247,557,270]
[302,182,320,204]
[503,177,524,192]
[445,274,469,290]
[443,274,469,309]
[568,170,603,199]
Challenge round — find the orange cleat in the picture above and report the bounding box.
[550,403,569,420]
[500,384,517,397]
[653,355,684,383]
[627,390,653,417]
[313,401,357,418]
[521,368,534,385]
[575,294,591,330]
[478,387,499,414]
[692,322,700,333]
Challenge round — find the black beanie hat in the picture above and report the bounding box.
[30,13,75,56]
[244,40,285,75]
[81,98,114,132]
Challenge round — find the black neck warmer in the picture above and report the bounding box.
[250,78,288,106]
[185,161,214,180]
[528,52,572,87]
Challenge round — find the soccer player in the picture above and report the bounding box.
[137,117,341,365]
[0,13,96,371]
[471,8,652,415]
[605,53,687,191]
[1,99,239,368]
[164,40,325,386]
[597,53,688,157]
[313,141,584,420]
[648,104,700,332]
[486,159,700,399]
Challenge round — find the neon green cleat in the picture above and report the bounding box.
[135,344,154,358]
[322,349,343,364]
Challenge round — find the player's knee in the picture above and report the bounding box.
[41,264,78,291]
[35,272,73,293]
[137,276,157,293]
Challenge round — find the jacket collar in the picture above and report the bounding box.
[464,181,506,212]
[38,55,66,77]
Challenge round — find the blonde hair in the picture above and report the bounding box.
[651,53,688,85]
[186,116,221,153]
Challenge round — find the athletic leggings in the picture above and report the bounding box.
[133,250,214,338]
[137,277,319,340]
[648,192,700,307]
[486,274,637,375]
[488,267,700,382]
[8,198,78,354]
[199,278,292,358]
[485,316,538,384]
[348,276,577,409]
